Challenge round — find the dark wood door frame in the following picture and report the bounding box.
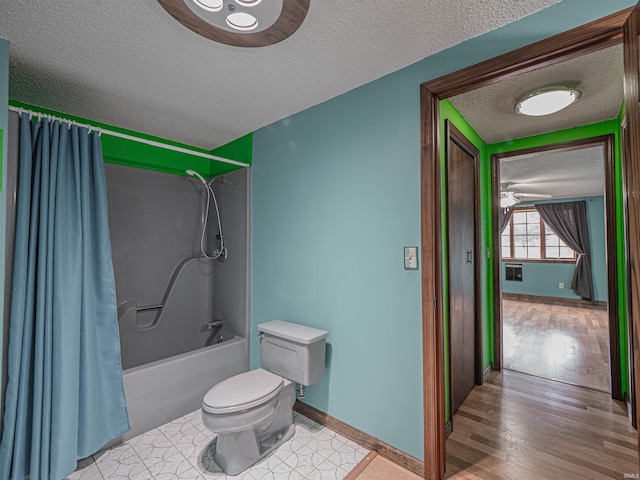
[491,135,622,400]
[622,2,640,440]
[622,116,638,427]
[419,8,634,479]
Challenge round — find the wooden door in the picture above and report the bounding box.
[446,121,481,415]
[622,2,640,440]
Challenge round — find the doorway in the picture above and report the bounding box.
[419,6,639,479]
[491,137,618,396]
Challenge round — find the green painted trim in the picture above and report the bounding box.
[487,120,618,154]
[439,100,490,423]
[615,104,630,398]
[488,119,630,398]
[9,101,250,178]
[211,133,253,168]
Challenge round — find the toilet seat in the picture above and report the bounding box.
[203,368,284,415]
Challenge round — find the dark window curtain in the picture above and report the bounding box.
[499,206,514,232]
[535,201,594,301]
[0,113,130,480]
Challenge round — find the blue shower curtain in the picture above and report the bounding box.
[0,113,130,479]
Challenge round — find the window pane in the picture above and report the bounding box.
[559,246,575,258]
[501,245,511,258]
[501,234,511,247]
[527,223,540,236]
[513,224,527,236]
[526,211,540,223]
[526,235,540,247]
[545,245,559,258]
[514,245,527,258]
[545,234,560,247]
[527,247,541,259]
[512,211,527,224]
[513,235,527,247]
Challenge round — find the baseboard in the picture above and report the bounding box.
[294,401,424,477]
[483,363,492,382]
[445,420,452,439]
[503,292,607,310]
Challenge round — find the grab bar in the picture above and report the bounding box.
[136,304,163,312]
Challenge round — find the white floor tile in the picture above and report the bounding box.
[66,461,104,480]
[70,411,367,480]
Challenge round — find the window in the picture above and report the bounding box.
[501,207,576,261]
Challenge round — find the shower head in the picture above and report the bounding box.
[185,169,207,186]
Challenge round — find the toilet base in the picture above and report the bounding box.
[215,423,295,475]
[212,382,296,475]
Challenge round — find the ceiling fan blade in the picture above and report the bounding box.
[516,193,552,198]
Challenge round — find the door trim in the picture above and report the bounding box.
[420,8,634,479]
[622,2,640,439]
[491,134,621,400]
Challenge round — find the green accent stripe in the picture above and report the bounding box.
[9,100,252,178]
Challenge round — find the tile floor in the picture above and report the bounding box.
[66,410,369,480]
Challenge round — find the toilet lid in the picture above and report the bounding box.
[203,368,284,415]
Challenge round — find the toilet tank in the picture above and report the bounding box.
[258,320,328,386]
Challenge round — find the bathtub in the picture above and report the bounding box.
[106,335,248,447]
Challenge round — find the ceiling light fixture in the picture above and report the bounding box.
[235,0,262,6]
[226,12,259,31]
[515,86,581,117]
[194,0,223,12]
[157,0,309,47]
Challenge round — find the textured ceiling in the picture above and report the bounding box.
[1,0,560,150]
[450,45,621,201]
[500,146,605,200]
[449,45,623,144]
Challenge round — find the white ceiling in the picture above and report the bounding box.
[0,0,560,150]
[500,146,605,200]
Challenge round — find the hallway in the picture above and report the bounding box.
[445,370,637,479]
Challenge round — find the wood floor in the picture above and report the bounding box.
[445,370,638,479]
[349,453,423,480]
[502,298,610,392]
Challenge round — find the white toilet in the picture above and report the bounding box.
[201,320,329,475]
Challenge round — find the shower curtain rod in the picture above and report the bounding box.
[8,106,250,168]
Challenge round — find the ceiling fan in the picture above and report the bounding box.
[500,183,552,208]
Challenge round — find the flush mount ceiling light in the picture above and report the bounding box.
[514,86,581,117]
[194,0,223,12]
[157,0,309,47]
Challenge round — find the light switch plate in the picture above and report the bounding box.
[404,246,419,270]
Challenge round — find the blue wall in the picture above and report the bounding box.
[502,196,607,302]
[0,38,8,403]
[252,0,635,460]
